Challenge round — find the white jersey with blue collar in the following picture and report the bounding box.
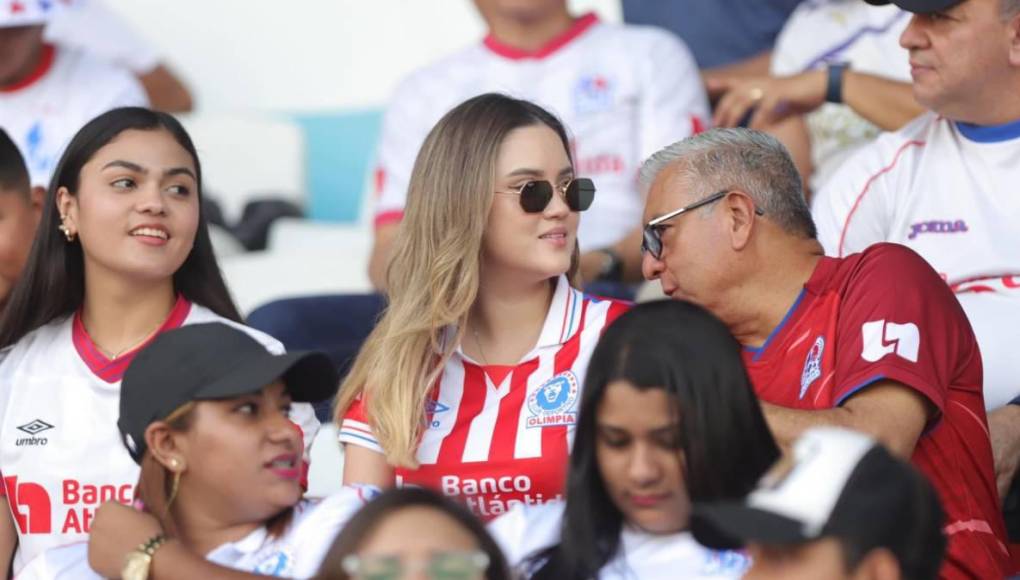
[813,111,1020,409]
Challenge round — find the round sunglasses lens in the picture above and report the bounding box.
[566,178,595,211]
[520,181,553,213]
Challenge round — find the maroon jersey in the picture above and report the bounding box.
[742,243,1008,579]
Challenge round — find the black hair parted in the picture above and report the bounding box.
[0,107,241,349]
[530,300,780,580]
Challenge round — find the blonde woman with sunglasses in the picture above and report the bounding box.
[336,93,630,520]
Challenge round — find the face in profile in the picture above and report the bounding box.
[0,187,41,309]
[57,128,200,285]
[899,0,1016,117]
[595,380,689,534]
[349,505,488,580]
[482,124,579,283]
[165,381,303,524]
[640,166,729,308]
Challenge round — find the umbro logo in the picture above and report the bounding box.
[17,419,54,436]
[15,419,54,447]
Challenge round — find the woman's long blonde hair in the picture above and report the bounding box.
[335,94,579,467]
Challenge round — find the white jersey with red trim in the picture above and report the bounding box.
[45,0,161,74]
[340,276,630,519]
[771,0,910,190]
[488,501,750,579]
[372,13,708,251]
[14,485,380,580]
[812,112,1020,409]
[0,45,147,188]
[0,301,320,575]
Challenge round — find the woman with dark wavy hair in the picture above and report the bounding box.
[0,107,318,576]
[490,299,780,579]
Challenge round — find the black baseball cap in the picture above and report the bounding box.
[118,322,338,463]
[691,428,946,575]
[863,0,963,13]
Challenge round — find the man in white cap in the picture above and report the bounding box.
[0,0,147,188]
[692,427,947,580]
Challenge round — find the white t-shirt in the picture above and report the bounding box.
[772,0,910,190]
[488,501,750,579]
[372,13,709,252]
[0,45,148,188]
[14,485,378,579]
[44,0,161,74]
[813,112,1020,409]
[0,300,320,575]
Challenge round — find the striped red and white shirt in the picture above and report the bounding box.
[340,276,629,519]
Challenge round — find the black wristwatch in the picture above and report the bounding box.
[596,248,624,282]
[825,62,850,104]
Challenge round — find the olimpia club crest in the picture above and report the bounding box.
[526,371,580,429]
[799,336,825,400]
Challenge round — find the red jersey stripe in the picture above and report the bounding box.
[436,363,488,464]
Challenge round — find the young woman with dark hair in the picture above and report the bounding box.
[0,107,319,576]
[489,299,781,579]
[314,487,511,580]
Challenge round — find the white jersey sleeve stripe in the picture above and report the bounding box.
[837,139,926,256]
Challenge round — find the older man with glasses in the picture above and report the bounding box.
[639,128,1010,579]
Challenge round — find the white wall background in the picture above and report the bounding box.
[103,0,623,114]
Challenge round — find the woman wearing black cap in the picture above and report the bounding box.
[0,108,320,577]
[20,322,375,579]
[488,300,781,580]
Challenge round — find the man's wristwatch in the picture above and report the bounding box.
[596,248,624,282]
[122,533,167,580]
[825,62,850,104]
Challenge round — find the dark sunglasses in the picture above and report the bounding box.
[641,190,764,259]
[495,177,596,213]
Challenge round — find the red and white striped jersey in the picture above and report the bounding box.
[0,298,319,576]
[340,276,629,519]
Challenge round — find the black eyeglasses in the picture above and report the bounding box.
[494,177,596,213]
[641,190,764,259]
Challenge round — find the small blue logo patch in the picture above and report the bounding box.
[799,336,825,400]
[526,371,579,429]
[573,74,614,116]
[254,551,292,576]
[702,549,751,575]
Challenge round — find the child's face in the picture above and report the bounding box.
[0,188,42,308]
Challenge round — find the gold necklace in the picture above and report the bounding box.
[93,320,165,360]
[471,328,491,366]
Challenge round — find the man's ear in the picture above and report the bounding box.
[1008,11,1020,67]
[145,421,188,473]
[29,186,45,212]
[724,191,758,251]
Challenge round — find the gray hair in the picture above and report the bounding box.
[639,128,816,239]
